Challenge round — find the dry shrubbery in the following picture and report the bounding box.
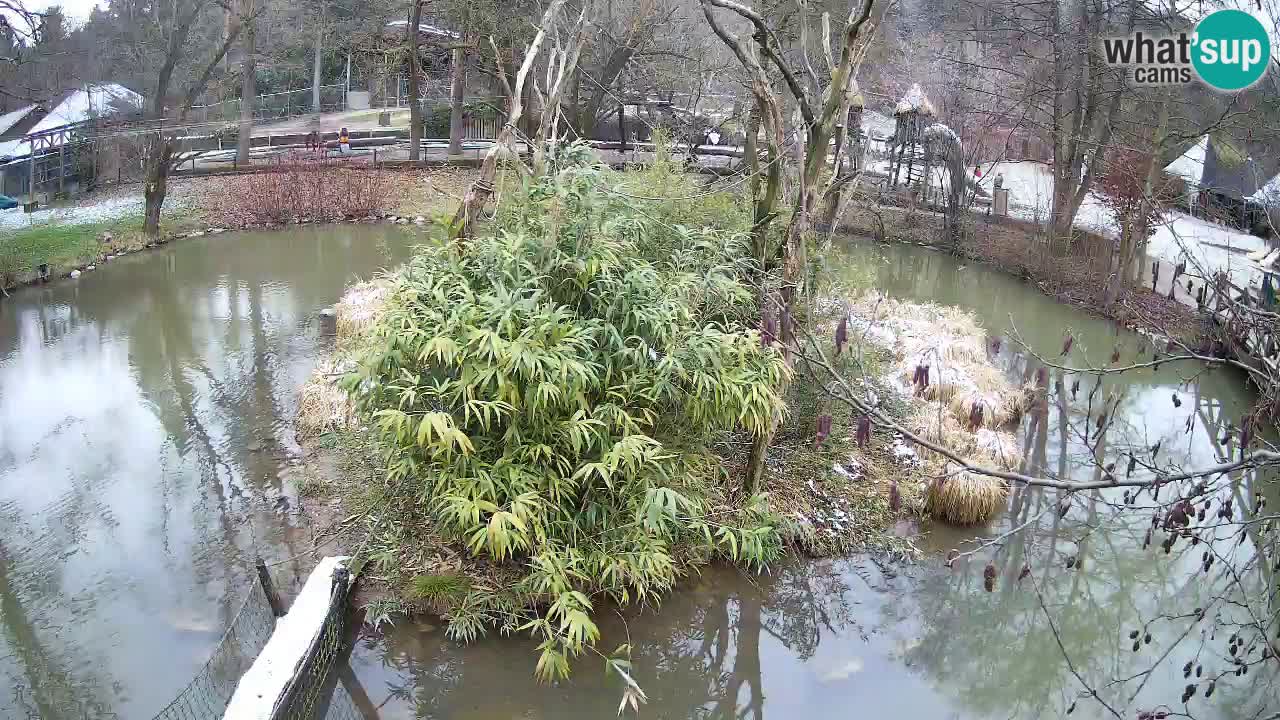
[212,154,393,225]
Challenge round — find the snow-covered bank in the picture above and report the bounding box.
[0,193,144,231]
[976,159,1267,290]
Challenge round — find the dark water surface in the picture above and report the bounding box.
[0,225,421,718]
[0,230,1274,719]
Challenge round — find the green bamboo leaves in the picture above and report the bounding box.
[351,146,787,679]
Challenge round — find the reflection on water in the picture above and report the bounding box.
[352,560,953,720]
[349,239,1277,720]
[0,228,1272,720]
[0,225,420,718]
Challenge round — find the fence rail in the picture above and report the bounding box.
[187,85,349,125]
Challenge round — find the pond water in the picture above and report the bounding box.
[0,225,422,718]
[0,228,1273,719]
[347,239,1277,720]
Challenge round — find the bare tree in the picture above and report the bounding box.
[407,0,425,161]
[101,0,250,236]
[530,1,590,176]
[235,0,256,164]
[449,0,586,239]
[700,0,880,491]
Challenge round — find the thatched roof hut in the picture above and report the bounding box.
[889,84,936,188]
[893,83,936,117]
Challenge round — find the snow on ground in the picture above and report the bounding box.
[1147,212,1266,288]
[977,159,1266,288]
[0,192,144,231]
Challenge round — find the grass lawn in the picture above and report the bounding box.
[0,214,205,290]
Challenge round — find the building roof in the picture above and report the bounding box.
[1199,138,1263,201]
[1251,172,1280,205]
[1162,133,1279,202]
[1163,134,1208,186]
[385,19,461,39]
[894,84,936,117]
[0,84,143,161]
[0,105,39,138]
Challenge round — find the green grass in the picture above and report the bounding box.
[0,221,115,281]
[1,214,205,290]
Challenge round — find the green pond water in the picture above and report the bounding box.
[0,228,1273,719]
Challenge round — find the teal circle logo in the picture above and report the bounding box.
[1192,9,1271,91]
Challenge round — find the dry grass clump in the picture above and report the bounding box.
[334,280,391,342]
[297,357,358,437]
[909,408,1023,471]
[852,292,1030,431]
[297,279,391,436]
[925,465,1008,525]
[848,292,1028,526]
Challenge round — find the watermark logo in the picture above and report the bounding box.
[1102,9,1271,91]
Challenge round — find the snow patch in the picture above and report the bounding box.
[1249,172,1280,204]
[0,84,142,160]
[975,159,1266,289]
[385,19,461,38]
[924,123,959,146]
[223,556,352,720]
[861,110,895,140]
[0,193,145,230]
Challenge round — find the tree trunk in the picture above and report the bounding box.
[745,101,765,261]
[448,46,466,158]
[143,135,172,238]
[744,124,831,492]
[570,67,582,138]
[407,0,423,161]
[236,0,255,165]
[449,0,566,241]
[1103,222,1129,306]
[311,22,323,115]
[848,105,863,171]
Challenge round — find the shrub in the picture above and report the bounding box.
[346,145,787,678]
[213,154,393,225]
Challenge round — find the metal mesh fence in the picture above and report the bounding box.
[149,577,277,720]
[312,680,366,720]
[269,568,355,720]
[187,85,348,125]
[149,563,366,720]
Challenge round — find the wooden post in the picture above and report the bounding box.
[447,45,466,159]
[255,556,285,617]
[338,663,381,720]
[58,143,65,194]
[617,104,627,153]
[27,138,36,204]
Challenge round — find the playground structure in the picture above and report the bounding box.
[887,83,936,190]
